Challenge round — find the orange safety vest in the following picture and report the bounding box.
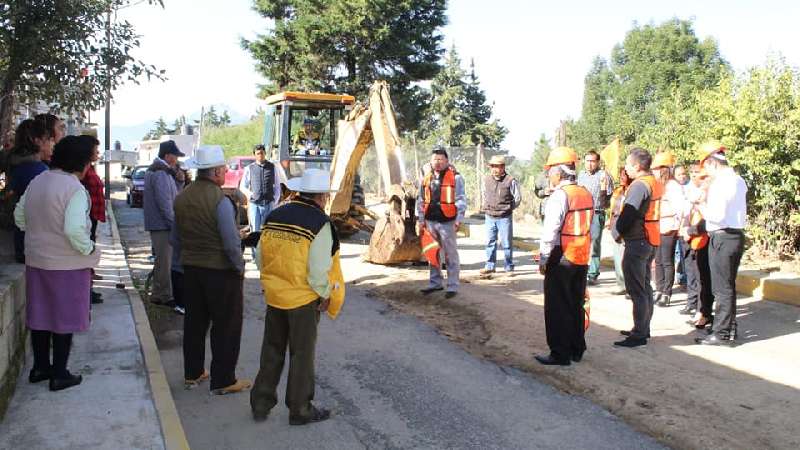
[420,228,441,267]
[688,208,709,250]
[637,175,664,247]
[423,167,458,220]
[559,184,594,265]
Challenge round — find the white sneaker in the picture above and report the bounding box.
[174,306,186,315]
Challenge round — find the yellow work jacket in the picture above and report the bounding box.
[259,198,345,319]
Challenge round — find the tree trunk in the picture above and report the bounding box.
[0,78,17,141]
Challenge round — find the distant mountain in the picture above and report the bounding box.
[98,104,252,151]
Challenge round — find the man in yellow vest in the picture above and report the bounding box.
[536,147,594,366]
[251,168,346,425]
[173,146,251,395]
[612,148,663,348]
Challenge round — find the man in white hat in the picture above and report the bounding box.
[250,168,346,425]
[480,154,521,276]
[172,146,251,395]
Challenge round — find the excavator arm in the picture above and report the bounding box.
[327,81,422,264]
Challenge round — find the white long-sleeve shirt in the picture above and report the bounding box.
[240,161,282,209]
[698,167,747,232]
[660,179,687,233]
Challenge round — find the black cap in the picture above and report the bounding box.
[159,140,185,158]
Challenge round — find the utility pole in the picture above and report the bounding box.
[411,131,419,182]
[103,6,112,199]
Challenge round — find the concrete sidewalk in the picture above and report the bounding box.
[0,211,186,449]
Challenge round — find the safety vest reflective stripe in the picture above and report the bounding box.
[423,167,458,219]
[560,184,594,265]
[638,175,664,247]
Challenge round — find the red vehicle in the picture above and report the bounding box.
[223,156,256,190]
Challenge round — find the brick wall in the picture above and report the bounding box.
[0,264,26,421]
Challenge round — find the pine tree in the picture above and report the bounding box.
[242,0,447,130]
[422,47,507,151]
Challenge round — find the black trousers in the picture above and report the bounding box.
[13,226,24,264]
[654,232,677,296]
[30,330,73,378]
[543,248,587,361]
[171,270,185,308]
[622,239,656,339]
[684,242,714,317]
[709,230,745,337]
[183,266,244,390]
[90,218,98,242]
[251,300,320,418]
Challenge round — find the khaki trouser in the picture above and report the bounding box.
[150,230,173,304]
[251,300,320,419]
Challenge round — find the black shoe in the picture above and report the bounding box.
[420,287,444,295]
[534,354,571,366]
[252,410,270,423]
[289,406,331,426]
[656,294,670,307]
[571,353,583,363]
[29,367,51,383]
[49,372,83,391]
[587,277,598,286]
[613,337,647,347]
[620,330,650,338]
[444,291,457,299]
[678,306,695,315]
[695,334,733,346]
[91,291,103,304]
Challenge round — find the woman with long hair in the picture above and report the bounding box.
[651,152,686,307]
[14,136,100,391]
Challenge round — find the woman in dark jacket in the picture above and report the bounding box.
[6,119,53,262]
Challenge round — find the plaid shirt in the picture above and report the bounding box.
[82,165,106,222]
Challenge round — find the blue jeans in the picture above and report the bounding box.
[248,202,273,233]
[588,211,606,280]
[484,215,513,271]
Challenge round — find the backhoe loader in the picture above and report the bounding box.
[261,81,421,264]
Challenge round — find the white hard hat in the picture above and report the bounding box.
[286,168,337,193]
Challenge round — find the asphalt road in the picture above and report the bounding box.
[112,191,663,450]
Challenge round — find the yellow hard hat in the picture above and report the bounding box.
[544,146,578,169]
[697,140,726,165]
[652,151,675,169]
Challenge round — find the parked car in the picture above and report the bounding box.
[223,156,256,190]
[124,165,148,207]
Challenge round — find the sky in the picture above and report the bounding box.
[98,0,800,159]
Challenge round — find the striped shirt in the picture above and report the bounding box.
[577,169,614,210]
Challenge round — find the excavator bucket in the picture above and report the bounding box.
[364,184,423,264]
[327,81,422,263]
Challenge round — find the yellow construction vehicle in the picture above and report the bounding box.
[261,81,421,264]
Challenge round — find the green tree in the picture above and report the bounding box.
[0,0,165,137]
[639,57,800,254]
[570,18,729,147]
[242,0,447,130]
[421,47,507,152]
[143,116,170,140]
[570,57,615,150]
[201,114,265,159]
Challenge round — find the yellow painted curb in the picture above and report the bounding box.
[107,202,190,450]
